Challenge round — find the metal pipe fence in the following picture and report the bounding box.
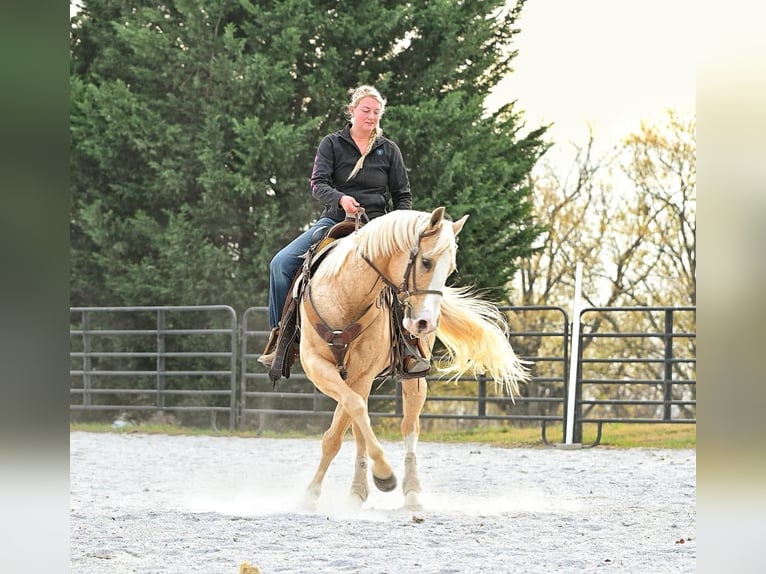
[572,306,696,445]
[70,306,238,430]
[70,304,695,444]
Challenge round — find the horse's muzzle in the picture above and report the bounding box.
[403,315,438,336]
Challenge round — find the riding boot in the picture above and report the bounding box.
[257,327,280,368]
[402,335,430,377]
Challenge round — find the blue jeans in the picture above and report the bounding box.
[268,217,338,329]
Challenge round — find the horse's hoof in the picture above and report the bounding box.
[347,492,365,508]
[350,482,369,503]
[373,473,397,492]
[404,490,423,512]
[299,492,318,512]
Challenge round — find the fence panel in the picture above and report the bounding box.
[70,306,238,430]
[240,306,346,433]
[573,306,697,444]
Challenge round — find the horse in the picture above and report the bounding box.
[299,206,528,511]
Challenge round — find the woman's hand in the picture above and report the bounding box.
[340,195,361,215]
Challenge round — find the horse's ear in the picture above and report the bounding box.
[452,214,469,236]
[429,206,446,228]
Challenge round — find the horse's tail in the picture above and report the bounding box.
[435,286,529,398]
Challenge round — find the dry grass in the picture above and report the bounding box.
[400,423,696,448]
[70,421,695,449]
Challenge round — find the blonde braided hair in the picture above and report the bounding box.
[346,85,386,181]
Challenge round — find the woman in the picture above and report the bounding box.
[259,85,419,369]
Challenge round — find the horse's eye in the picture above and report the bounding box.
[421,258,433,271]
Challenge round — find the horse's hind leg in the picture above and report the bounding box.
[401,376,427,511]
[306,403,351,506]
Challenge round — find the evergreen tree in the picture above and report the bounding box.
[70,0,546,310]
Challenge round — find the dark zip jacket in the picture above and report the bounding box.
[310,124,412,222]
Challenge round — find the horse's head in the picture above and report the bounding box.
[397,207,468,337]
[350,207,468,337]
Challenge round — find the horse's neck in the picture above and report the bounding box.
[313,252,387,321]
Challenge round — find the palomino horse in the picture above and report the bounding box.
[300,207,528,511]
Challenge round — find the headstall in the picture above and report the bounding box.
[361,225,444,321]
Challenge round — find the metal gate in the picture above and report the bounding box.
[70,306,238,430]
[571,306,697,445]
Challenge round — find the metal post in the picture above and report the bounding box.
[477,373,487,417]
[565,263,584,445]
[663,309,674,421]
[574,344,584,443]
[82,310,91,407]
[239,311,250,430]
[561,312,570,444]
[157,309,166,409]
[229,309,238,431]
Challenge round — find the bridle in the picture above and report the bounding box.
[360,221,444,321]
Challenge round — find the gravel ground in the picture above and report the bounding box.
[70,431,696,573]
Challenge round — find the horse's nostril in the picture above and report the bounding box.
[417,319,428,332]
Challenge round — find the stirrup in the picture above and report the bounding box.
[258,327,279,367]
[402,354,431,377]
[401,338,431,377]
[258,351,275,368]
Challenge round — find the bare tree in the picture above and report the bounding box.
[619,109,696,307]
[506,128,617,417]
[508,109,696,419]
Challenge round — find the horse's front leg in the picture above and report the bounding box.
[305,403,351,507]
[349,421,369,503]
[401,375,427,511]
[305,360,396,495]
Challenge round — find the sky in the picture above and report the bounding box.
[487,0,696,156]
